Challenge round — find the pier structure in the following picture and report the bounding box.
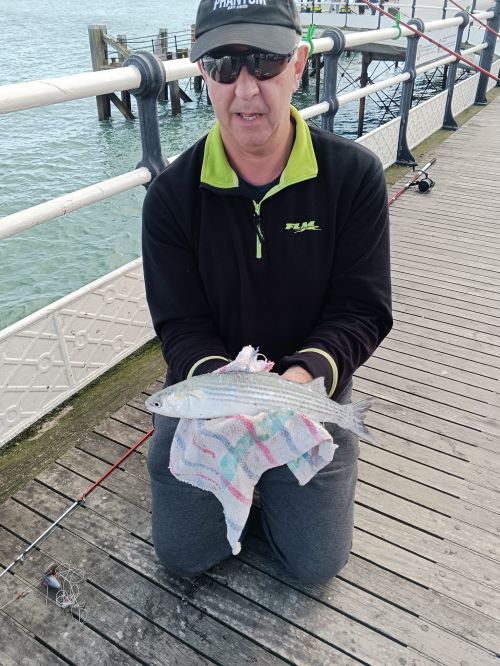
[88,24,199,119]
[1,5,500,660]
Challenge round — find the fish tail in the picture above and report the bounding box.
[349,397,376,444]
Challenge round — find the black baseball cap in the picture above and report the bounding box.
[190,0,302,62]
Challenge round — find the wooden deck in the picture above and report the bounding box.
[1,98,500,665]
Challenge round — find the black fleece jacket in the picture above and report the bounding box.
[142,113,392,398]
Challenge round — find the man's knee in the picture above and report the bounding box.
[285,547,351,585]
[153,537,230,579]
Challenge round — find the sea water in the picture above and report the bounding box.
[0,0,454,330]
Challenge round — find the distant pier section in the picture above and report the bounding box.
[88,24,201,119]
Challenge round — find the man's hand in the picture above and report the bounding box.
[280,365,314,384]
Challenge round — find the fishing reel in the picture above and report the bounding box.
[416,176,435,193]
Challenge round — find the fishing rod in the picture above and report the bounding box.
[388,157,437,205]
[360,0,500,83]
[448,0,500,38]
[0,427,154,580]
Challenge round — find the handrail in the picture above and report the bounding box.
[0,14,488,116]
[0,169,151,241]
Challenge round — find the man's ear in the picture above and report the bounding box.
[293,43,310,91]
[197,60,207,81]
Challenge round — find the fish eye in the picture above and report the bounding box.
[153,400,161,408]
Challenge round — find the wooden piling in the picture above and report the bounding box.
[357,52,372,138]
[315,54,321,104]
[117,34,133,116]
[164,53,181,116]
[88,24,111,120]
[191,22,203,94]
[301,60,310,89]
[157,29,169,102]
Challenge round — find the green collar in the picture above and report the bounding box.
[200,106,318,193]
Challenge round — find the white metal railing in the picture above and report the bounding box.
[0,169,151,240]
[1,15,492,244]
[2,14,491,116]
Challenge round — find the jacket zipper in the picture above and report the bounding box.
[252,201,265,259]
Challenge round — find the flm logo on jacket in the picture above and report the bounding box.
[285,221,321,233]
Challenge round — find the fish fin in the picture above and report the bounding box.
[309,377,328,395]
[351,397,376,444]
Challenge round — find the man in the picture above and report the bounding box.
[142,0,392,584]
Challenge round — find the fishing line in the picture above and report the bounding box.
[360,0,500,83]
[448,0,500,37]
[0,427,154,581]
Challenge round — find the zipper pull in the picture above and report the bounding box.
[253,213,265,245]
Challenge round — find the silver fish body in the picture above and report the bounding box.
[145,372,375,443]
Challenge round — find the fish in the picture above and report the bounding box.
[145,371,376,443]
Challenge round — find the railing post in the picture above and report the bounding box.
[320,28,346,132]
[123,52,168,182]
[442,11,469,129]
[395,18,424,166]
[475,0,500,103]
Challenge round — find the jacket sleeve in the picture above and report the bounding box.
[277,162,392,397]
[142,176,231,381]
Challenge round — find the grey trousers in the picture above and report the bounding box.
[147,381,359,584]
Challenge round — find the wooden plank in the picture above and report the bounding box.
[56,447,152,511]
[37,463,152,541]
[356,481,500,563]
[390,248,500,282]
[2,488,436,665]
[0,612,67,666]
[0,552,139,665]
[5,487,358,665]
[359,441,500,513]
[361,406,500,474]
[354,503,500,589]
[18,465,500,626]
[396,220,500,244]
[351,529,500,621]
[0,521,280,666]
[354,377,499,447]
[360,360,493,418]
[393,310,500,357]
[393,290,500,330]
[377,337,499,389]
[393,235,500,264]
[391,255,500,291]
[77,431,150,480]
[388,319,500,369]
[94,417,147,447]
[360,420,500,492]
[393,282,500,318]
[392,303,500,345]
[392,273,500,310]
[357,458,500,535]
[0,529,212,666]
[111,404,152,432]
[237,534,500,666]
[394,228,500,255]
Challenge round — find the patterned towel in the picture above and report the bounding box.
[169,347,337,554]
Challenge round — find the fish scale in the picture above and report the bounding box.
[146,371,376,443]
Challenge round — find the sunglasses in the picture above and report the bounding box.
[202,49,296,84]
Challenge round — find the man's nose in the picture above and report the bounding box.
[234,65,260,98]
